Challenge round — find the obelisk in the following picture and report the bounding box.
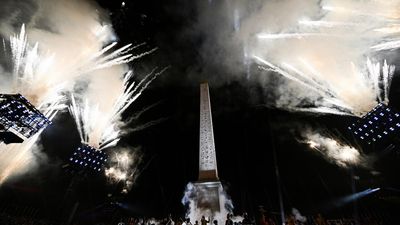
[193,82,223,215]
[198,82,219,181]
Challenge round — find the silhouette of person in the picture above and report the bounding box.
[226,213,233,225]
[201,216,210,225]
[242,212,252,225]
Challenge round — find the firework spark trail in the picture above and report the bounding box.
[112,67,169,121]
[255,56,355,116]
[0,0,159,184]
[85,43,158,73]
[298,20,359,28]
[6,23,156,137]
[7,25,65,115]
[69,67,168,150]
[374,26,400,34]
[256,55,394,116]
[252,1,400,116]
[6,24,149,118]
[244,0,400,117]
[371,39,400,51]
[126,101,162,123]
[5,22,154,112]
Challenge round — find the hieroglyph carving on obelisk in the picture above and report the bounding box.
[198,83,218,181]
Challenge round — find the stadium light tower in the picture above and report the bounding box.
[65,144,108,174]
[0,94,51,144]
[348,103,400,146]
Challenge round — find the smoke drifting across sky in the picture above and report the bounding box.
[302,130,371,168]
[0,0,152,185]
[185,0,400,172]
[191,0,400,116]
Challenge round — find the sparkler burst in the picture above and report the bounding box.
[0,25,66,184]
[3,23,153,120]
[69,67,167,150]
[249,0,400,117]
[0,23,150,183]
[6,24,66,119]
[0,0,159,184]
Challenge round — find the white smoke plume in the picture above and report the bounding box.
[0,0,137,103]
[302,130,370,168]
[0,0,153,184]
[0,132,45,184]
[105,147,143,194]
[291,208,306,223]
[182,182,234,225]
[248,0,400,117]
[193,0,400,117]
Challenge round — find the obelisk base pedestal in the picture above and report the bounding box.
[192,181,224,214]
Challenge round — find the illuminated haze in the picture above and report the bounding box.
[194,0,400,117]
[182,182,236,225]
[0,132,44,184]
[245,0,399,116]
[105,148,143,193]
[303,130,369,168]
[0,0,146,184]
[69,67,164,150]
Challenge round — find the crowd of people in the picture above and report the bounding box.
[110,210,392,225]
[0,205,396,225]
[0,212,55,225]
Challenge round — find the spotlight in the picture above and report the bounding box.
[332,187,380,207]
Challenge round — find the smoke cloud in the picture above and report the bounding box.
[0,132,49,184]
[291,208,307,223]
[301,129,371,168]
[0,0,153,184]
[0,0,120,106]
[105,147,143,194]
[182,182,234,225]
[192,0,399,116]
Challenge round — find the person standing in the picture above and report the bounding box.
[225,213,233,225]
[201,216,210,225]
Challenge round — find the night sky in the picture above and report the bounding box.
[0,0,400,223]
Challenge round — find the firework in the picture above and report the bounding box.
[0,0,158,183]
[105,149,142,193]
[69,67,166,150]
[250,1,399,117]
[6,25,66,119]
